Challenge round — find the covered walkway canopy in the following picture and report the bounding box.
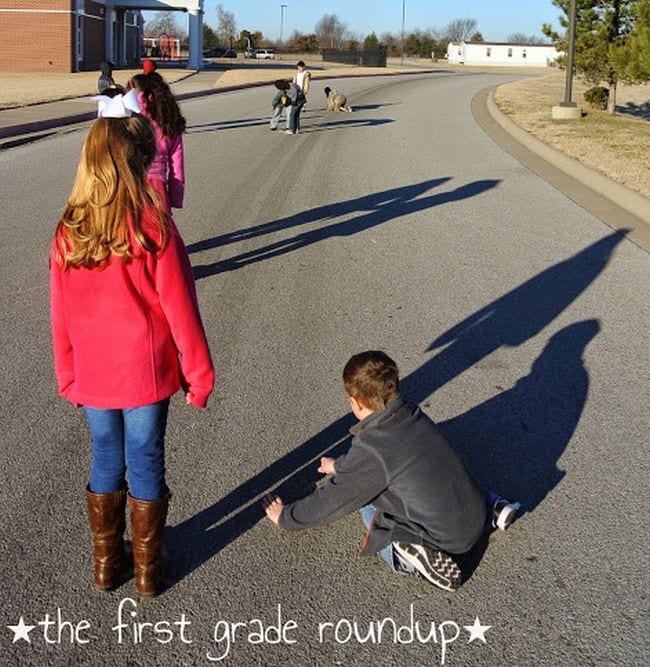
[108,0,204,69]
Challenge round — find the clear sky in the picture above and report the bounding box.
[151,1,563,43]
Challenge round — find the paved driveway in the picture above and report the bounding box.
[1,72,648,666]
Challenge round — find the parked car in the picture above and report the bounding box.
[203,48,237,58]
[255,49,275,60]
[203,47,225,58]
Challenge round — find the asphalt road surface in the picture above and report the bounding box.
[1,72,648,666]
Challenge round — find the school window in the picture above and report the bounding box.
[486,48,491,57]
[508,48,513,58]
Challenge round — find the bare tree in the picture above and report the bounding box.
[144,12,186,38]
[507,32,548,44]
[315,14,348,49]
[216,4,237,48]
[444,18,478,42]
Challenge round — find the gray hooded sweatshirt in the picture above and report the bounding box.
[279,397,487,555]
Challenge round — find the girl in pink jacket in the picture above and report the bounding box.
[131,72,186,212]
[50,91,214,597]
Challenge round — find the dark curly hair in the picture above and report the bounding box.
[132,71,186,138]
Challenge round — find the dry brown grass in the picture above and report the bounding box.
[212,65,426,89]
[495,70,650,198]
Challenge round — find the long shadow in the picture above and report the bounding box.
[300,117,395,133]
[347,102,402,111]
[448,319,600,578]
[192,178,499,279]
[187,116,269,131]
[187,120,270,133]
[415,231,625,395]
[440,319,600,511]
[187,179,451,255]
[164,231,625,589]
[616,101,650,120]
[186,117,395,134]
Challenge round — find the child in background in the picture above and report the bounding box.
[265,351,519,592]
[324,86,353,112]
[142,58,157,75]
[130,72,186,212]
[50,90,214,597]
[292,60,311,107]
[98,61,115,94]
[270,80,287,131]
[276,79,305,135]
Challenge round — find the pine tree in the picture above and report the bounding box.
[543,1,636,114]
[611,0,650,81]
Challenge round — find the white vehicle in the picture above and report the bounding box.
[255,49,275,60]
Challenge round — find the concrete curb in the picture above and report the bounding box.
[472,85,650,252]
[485,89,650,226]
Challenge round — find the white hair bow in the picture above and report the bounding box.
[92,88,141,118]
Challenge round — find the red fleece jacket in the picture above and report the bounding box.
[50,212,214,409]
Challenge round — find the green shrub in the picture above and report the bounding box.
[583,86,609,110]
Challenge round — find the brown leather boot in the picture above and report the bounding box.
[86,487,131,591]
[129,492,170,597]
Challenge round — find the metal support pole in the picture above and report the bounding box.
[562,0,577,106]
[400,0,405,66]
[280,4,287,45]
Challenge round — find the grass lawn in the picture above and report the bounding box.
[495,71,650,198]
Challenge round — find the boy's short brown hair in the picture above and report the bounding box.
[343,351,400,411]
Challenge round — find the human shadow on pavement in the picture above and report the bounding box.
[300,117,395,133]
[165,230,626,589]
[187,118,273,133]
[347,102,402,111]
[188,179,451,254]
[191,178,499,279]
[448,319,600,577]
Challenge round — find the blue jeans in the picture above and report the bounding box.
[484,489,501,530]
[362,490,503,575]
[84,399,169,501]
[270,104,284,129]
[360,505,415,576]
[286,104,303,132]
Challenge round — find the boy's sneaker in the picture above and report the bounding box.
[493,500,521,531]
[393,542,462,591]
[284,129,293,135]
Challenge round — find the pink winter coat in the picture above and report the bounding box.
[50,210,214,409]
[138,93,185,210]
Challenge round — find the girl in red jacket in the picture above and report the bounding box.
[50,91,214,597]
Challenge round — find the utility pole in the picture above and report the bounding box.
[280,4,287,45]
[400,0,405,66]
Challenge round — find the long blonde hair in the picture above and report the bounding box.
[54,114,167,269]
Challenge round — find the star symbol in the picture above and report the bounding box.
[464,616,491,643]
[7,616,36,644]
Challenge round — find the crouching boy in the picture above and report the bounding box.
[265,350,519,591]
